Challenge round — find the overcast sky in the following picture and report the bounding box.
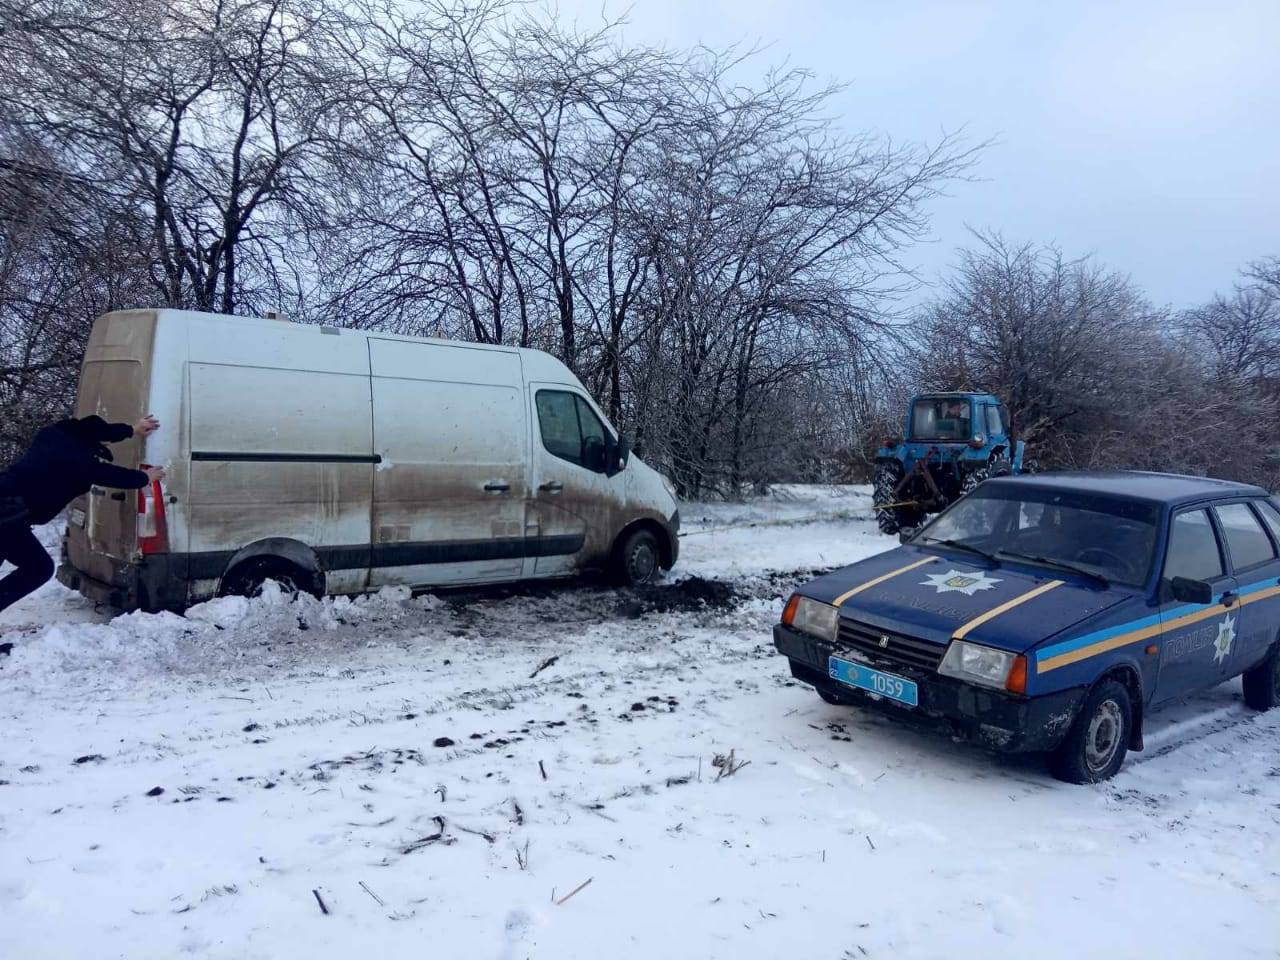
[554,0,1280,310]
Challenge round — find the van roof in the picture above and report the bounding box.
[142,308,580,386]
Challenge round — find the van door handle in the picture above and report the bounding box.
[539,481,563,494]
[483,481,510,494]
[110,491,127,501]
[1221,591,1237,608]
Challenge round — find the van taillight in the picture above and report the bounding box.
[137,465,168,554]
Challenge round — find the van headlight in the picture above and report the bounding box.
[938,640,1020,691]
[782,595,839,642]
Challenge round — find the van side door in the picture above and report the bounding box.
[367,339,528,588]
[526,385,623,578]
[1153,507,1239,704]
[1212,500,1280,676]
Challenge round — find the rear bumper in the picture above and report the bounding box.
[774,624,1083,753]
[57,553,189,613]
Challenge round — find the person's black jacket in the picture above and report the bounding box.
[0,416,149,525]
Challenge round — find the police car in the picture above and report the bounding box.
[774,472,1280,782]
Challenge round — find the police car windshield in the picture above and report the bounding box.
[910,398,971,441]
[918,488,1159,588]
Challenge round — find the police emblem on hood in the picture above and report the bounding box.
[921,568,1002,596]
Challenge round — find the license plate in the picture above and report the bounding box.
[828,655,919,707]
[69,508,86,528]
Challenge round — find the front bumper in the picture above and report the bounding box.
[774,623,1083,753]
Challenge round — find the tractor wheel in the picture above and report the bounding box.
[990,457,1013,478]
[873,463,906,535]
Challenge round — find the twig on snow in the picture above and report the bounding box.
[511,798,524,825]
[359,881,384,907]
[539,760,547,781]
[456,824,496,843]
[554,877,593,906]
[312,889,330,915]
[402,816,448,854]
[529,655,560,678]
[713,749,750,781]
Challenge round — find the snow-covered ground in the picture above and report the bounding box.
[1,486,1277,959]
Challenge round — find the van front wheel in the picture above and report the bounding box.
[220,558,320,601]
[614,528,662,586]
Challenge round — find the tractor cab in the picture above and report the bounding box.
[908,395,980,443]
[874,392,1029,535]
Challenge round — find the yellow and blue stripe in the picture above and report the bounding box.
[1036,575,1280,674]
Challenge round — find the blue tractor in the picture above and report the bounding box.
[873,392,1030,535]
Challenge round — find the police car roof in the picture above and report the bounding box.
[984,470,1269,506]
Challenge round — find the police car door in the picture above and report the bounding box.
[1153,507,1239,704]
[1211,501,1280,676]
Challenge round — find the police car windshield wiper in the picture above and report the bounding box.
[996,549,1109,587]
[918,537,1000,566]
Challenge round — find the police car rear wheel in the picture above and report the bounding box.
[1242,646,1280,711]
[1048,679,1131,784]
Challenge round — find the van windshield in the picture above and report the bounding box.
[917,487,1159,587]
[911,398,972,441]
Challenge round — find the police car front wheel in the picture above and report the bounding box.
[1048,679,1132,784]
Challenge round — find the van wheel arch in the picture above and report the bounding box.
[611,519,673,582]
[219,538,325,599]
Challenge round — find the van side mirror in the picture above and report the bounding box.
[614,434,631,473]
[1169,576,1212,605]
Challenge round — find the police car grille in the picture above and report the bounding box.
[837,619,945,672]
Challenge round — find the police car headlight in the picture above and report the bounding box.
[939,640,1016,690]
[782,595,839,643]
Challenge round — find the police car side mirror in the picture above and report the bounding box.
[1169,576,1212,605]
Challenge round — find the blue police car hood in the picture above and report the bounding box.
[798,546,1130,654]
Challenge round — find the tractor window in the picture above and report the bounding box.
[985,405,1003,437]
[910,398,972,441]
[1164,509,1225,583]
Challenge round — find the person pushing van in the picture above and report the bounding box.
[0,414,164,637]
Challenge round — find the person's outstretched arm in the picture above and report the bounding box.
[72,414,160,443]
[91,461,153,490]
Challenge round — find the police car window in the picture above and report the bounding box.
[1214,502,1276,571]
[985,405,1002,436]
[920,488,1157,587]
[1164,509,1224,582]
[535,391,583,465]
[1255,500,1280,547]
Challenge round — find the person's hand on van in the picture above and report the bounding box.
[133,415,160,437]
[143,466,166,484]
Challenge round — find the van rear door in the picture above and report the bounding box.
[66,311,157,577]
[367,339,528,587]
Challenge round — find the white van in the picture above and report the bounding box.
[57,309,680,611]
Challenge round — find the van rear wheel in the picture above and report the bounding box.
[614,528,662,586]
[220,558,320,601]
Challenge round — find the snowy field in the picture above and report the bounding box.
[1,486,1278,959]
